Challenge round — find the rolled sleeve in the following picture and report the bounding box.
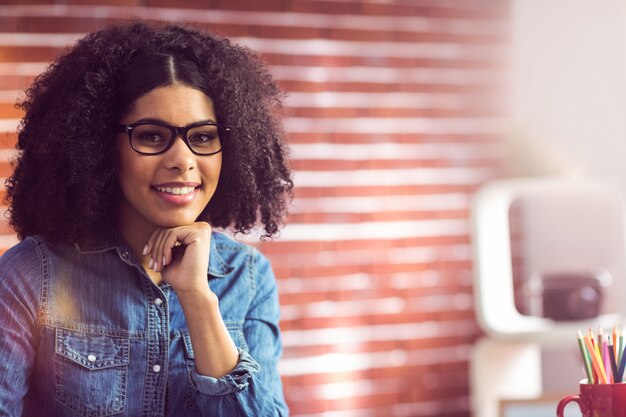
[190,348,261,395]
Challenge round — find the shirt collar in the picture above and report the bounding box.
[207,235,234,278]
[75,231,233,278]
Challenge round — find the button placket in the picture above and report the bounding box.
[137,272,169,412]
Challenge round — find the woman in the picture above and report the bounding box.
[0,22,292,416]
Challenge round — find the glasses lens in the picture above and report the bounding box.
[130,124,172,154]
[187,124,222,155]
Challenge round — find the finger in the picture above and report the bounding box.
[144,226,162,258]
[145,227,165,272]
[162,232,184,268]
[164,240,183,267]
[144,227,165,270]
[152,228,171,272]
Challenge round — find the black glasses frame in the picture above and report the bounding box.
[115,121,231,156]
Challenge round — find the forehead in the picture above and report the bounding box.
[123,84,216,124]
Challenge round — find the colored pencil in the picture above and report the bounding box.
[614,326,619,358]
[599,327,605,358]
[589,328,599,383]
[602,336,611,384]
[619,340,626,382]
[584,334,608,384]
[577,330,595,384]
[609,335,618,383]
[617,328,626,363]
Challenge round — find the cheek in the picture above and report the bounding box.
[117,155,135,187]
[214,155,223,179]
[117,146,149,190]
[204,155,222,186]
[116,138,132,183]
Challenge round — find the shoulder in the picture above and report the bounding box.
[209,231,275,284]
[0,236,44,278]
[211,230,250,252]
[211,231,269,266]
[0,237,45,312]
[209,232,279,320]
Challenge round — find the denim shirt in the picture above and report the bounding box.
[0,231,289,417]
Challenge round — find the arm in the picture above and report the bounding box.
[177,288,239,378]
[0,240,41,416]
[236,251,288,415]
[189,249,289,416]
[146,222,239,378]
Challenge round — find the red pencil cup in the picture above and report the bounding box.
[557,380,626,417]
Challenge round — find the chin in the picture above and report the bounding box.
[154,216,199,228]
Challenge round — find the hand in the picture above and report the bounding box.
[143,221,212,294]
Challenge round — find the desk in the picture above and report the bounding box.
[501,397,582,417]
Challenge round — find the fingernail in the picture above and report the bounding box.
[162,256,166,266]
[148,258,154,269]
[142,245,149,255]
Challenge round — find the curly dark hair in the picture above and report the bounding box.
[6,21,293,244]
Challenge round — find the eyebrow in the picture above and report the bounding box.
[128,117,218,126]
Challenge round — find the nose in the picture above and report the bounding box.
[163,135,196,172]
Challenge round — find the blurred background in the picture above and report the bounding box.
[2,1,626,416]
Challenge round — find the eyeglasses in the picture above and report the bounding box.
[115,121,231,155]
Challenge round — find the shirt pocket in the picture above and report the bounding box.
[54,328,130,417]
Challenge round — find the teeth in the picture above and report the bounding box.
[156,186,196,195]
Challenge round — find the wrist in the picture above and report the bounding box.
[176,284,218,306]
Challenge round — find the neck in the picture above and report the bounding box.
[117,207,164,286]
[116,201,155,264]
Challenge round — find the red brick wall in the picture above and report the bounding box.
[0,2,510,416]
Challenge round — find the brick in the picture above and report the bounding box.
[289,184,479,199]
[287,106,499,119]
[0,133,17,148]
[0,16,21,33]
[0,162,15,177]
[0,75,37,92]
[284,132,503,144]
[0,0,52,4]
[0,103,22,119]
[284,210,469,225]
[0,46,67,62]
[289,1,362,15]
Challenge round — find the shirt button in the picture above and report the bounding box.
[121,250,129,259]
[87,354,97,362]
[153,364,161,373]
[153,298,163,306]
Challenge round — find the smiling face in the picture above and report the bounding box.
[115,84,222,237]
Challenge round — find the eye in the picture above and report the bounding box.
[137,132,165,143]
[188,126,220,148]
[132,125,170,148]
[188,132,218,144]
